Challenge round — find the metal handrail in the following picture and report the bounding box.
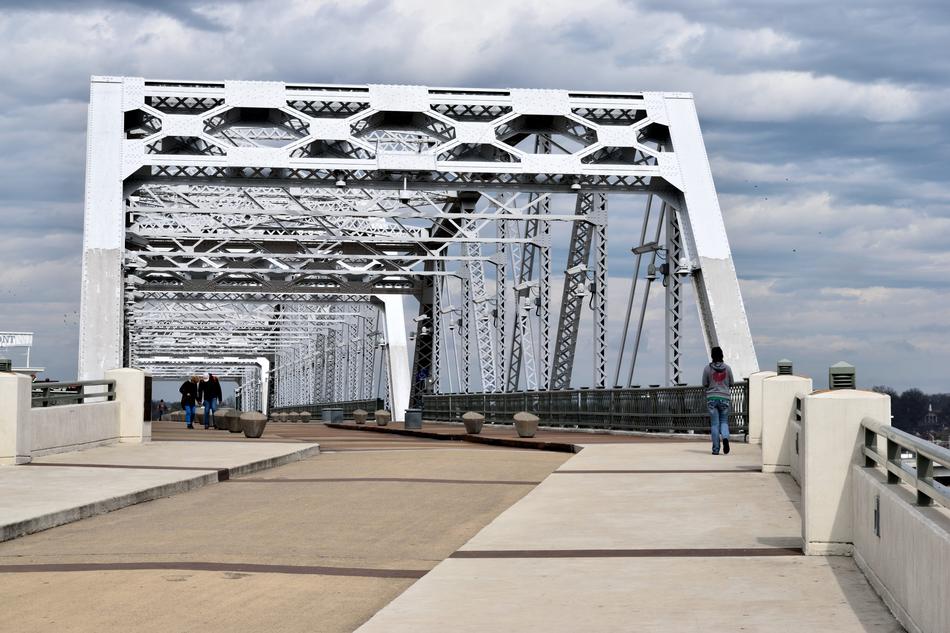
[272,398,384,418]
[422,382,750,434]
[861,416,950,510]
[31,380,117,408]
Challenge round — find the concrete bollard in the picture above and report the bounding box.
[513,411,540,438]
[106,368,148,443]
[215,408,234,430]
[761,375,813,473]
[747,370,777,445]
[462,411,484,435]
[0,371,31,464]
[228,409,244,433]
[299,410,311,423]
[800,388,890,555]
[375,410,391,426]
[241,411,268,438]
[352,409,368,425]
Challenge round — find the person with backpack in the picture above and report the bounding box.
[702,346,734,455]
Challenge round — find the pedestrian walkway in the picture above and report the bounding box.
[0,440,318,542]
[356,442,902,632]
[0,438,565,633]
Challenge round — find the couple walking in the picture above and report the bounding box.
[178,374,222,429]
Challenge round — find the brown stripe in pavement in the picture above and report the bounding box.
[553,468,760,474]
[451,547,802,559]
[0,561,426,579]
[229,477,541,485]
[26,462,231,482]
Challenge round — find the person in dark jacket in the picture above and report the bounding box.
[702,346,734,455]
[179,376,199,429]
[198,373,223,430]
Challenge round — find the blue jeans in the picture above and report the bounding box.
[184,404,196,427]
[708,399,730,454]
[204,398,219,428]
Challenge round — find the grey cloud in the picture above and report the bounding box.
[0,0,948,392]
[0,0,240,31]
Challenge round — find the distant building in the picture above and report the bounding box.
[924,403,939,429]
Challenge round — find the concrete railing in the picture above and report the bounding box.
[754,365,949,633]
[852,418,950,633]
[0,368,149,464]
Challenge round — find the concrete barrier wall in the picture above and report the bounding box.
[1,368,147,465]
[852,466,950,633]
[30,402,120,457]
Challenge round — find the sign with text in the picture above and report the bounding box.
[0,332,33,348]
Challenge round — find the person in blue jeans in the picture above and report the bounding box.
[702,346,734,455]
[178,376,199,429]
[198,373,223,430]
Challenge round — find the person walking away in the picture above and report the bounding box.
[198,373,222,430]
[702,346,734,455]
[179,377,199,429]
[157,399,168,421]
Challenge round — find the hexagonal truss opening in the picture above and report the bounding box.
[290,139,374,160]
[351,111,455,154]
[286,100,369,119]
[146,136,226,156]
[581,146,657,166]
[637,122,673,152]
[495,115,597,154]
[430,103,513,122]
[124,109,162,139]
[438,143,519,163]
[146,95,224,114]
[571,107,647,126]
[204,107,310,148]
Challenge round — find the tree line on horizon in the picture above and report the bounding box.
[872,386,949,440]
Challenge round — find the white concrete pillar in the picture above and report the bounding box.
[761,375,812,472]
[378,295,410,423]
[78,77,127,380]
[747,370,776,445]
[801,389,890,555]
[0,371,31,464]
[106,368,149,443]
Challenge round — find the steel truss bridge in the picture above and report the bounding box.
[79,77,757,419]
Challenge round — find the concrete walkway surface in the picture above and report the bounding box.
[0,440,319,542]
[357,442,902,633]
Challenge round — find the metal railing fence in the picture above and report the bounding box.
[272,398,383,419]
[422,382,749,434]
[861,417,950,510]
[31,380,117,408]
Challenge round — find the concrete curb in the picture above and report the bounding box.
[0,444,320,543]
[326,423,579,454]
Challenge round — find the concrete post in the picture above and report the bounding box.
[747,370,776,445]
[761,375,812,472]
[106,368,149,443]
[801,389,890,555]
[0,371,31,464]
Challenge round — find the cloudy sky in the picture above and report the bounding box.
[1,0,948,393]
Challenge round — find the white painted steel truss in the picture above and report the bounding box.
[80,78,757,414]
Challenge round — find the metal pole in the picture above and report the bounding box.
[627,203,666,387]
[614,193,653,386]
